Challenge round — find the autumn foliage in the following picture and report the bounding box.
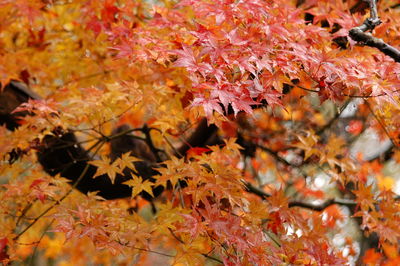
[1,0,400,265]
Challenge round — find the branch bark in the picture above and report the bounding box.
[349,0,400,62]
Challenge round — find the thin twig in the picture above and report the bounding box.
[288,198,357,211]
[255,144,294,167]
[16,202,35,226]
[365,99,397,147]
[176,181,186,208]
[316,99,351,135]
[255,144,308,178]
[131,246,175,258]
[296,82,400,98]
[28,219,55,266]
[243,180,357,211]
[148,126,178,159]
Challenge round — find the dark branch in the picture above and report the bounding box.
[349,27,400,62]
[349,1,400,62]
[288,198,357,211]
[0,81,220,200]
[175,118,219,157]
[256,144,294,167]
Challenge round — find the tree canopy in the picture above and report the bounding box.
[1,0,400,265]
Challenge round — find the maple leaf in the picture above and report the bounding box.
[191,97,224,117]
[86,17,106,37]
[3,0,400,263]
[12,99,59,115]
[29,178,45,189]
[154,156,190,188]
[223,138,243,153]
[29,178,48,203]
[124,175,154,198]
[186,147,211,158]
[173,45,200,73]
[322,205,344,228]
[101,0,120,23]
[363,249,382,265]
[352,183,376,211]
[114,152,141,172]
[89,156,122,184]
[231,96,257,116]
[225,28,248,46]
[382,242,398,260]
[293,131,320,160]
[14,0,44,24]
[177,212,203,239]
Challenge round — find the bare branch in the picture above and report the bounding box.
[349,0,400,62]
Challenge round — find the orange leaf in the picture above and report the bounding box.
[382,243,398,260]
[363,249,382,265]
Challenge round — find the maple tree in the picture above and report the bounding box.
[1,0,400,264]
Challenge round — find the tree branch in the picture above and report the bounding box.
[0,81,221,200]
[349,0,400,62]
[175,118,219,157]
[288,198,357,211]
[243,181,357,211]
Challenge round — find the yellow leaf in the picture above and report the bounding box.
[115,152,141,172]
[293,131,320,160]
[89,156,122,184]
[382,242,398,259]
[124,175,154,198]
